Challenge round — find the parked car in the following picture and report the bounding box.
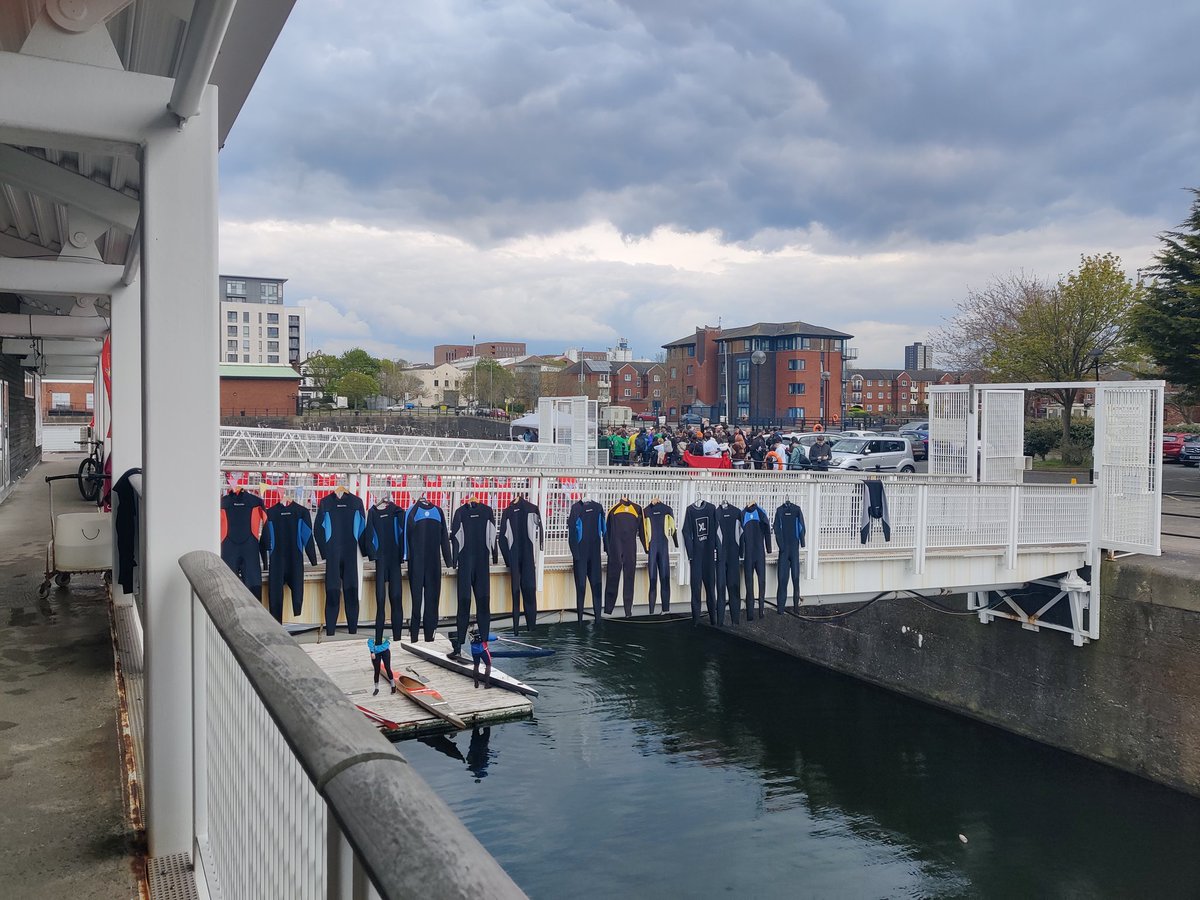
[633,412,658,422]
[1179,437,1200,467]
[784,432,843,449]
[1164,432,1190,461]
[829,436,917,473]
[904,421,930,433]
[838,429,879,438]
[899,429,928,460]
[679,413,705,426]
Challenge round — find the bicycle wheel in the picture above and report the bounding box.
[78,456,102,502]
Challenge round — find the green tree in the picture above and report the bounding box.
[1135,189,1200,390]
[377,359,426,404]
[303,352,342,401]
[469,358,514,408]
[339,347,382,378]
[336,371,379,409]
[943,254,1141,445]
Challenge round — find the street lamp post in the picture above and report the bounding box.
[751,349,766,426]
[820,370,831,428]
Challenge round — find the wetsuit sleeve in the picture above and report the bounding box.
[667,511,678,547]
[450,506,464,568]
[314,500,329,560]
[301,508,318,565]
[487,508,498,564]
[682,508,694,559]
[359,508,377,561]
[797,507,806,549]
[533,504,544,550]
[636,504,647,552]
[439,507,453,567]
[568,504,581,557]
[763,508,773,554]
[604,505,614,554]
[772,506,783,544]
[498,507,513,566]
[404,506,416,561]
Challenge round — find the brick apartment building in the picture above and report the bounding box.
[611,361,666,414]
[42,379,94,417]
[848,368,962,416]
[664,321,851,425]
[433,340,528,364]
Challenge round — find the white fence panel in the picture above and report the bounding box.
[1096,383,1162,555]
[929,387,975,478]
[980,389,1025,483]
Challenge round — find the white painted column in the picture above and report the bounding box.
[109,281,142,477]
[140,88,220,857]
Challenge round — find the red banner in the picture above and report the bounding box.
[101,335,112,438]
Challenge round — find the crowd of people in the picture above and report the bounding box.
[599,423,835,470]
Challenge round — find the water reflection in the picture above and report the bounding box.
[404,621,1200,899]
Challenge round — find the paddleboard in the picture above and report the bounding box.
[401,641,539,697]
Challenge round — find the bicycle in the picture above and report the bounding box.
[76,437,105,503]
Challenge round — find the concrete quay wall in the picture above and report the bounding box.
[732,555,1200,798]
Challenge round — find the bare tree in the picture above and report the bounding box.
[931,271,1049,371]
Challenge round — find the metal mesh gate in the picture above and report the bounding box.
[979,390,1025,483]
[930,387,974,477]
[1096,383,1162,554]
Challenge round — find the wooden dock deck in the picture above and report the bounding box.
[301,634,534,739]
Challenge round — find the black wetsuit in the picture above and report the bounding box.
[773,502,806,613]
[682,501,718,624]
[265,501,317,622]
[499,497,543,634]
[360,501,405,643]
[220,489,268,593]
[740,504,773,620]
[315,491,367,636]
[714,502,743,625]
[568,500,606,621]
[405,499,453,642]
[860,480,891,543]
[450,501,497,654]
[643,501,678,613]
[604,500,646,617]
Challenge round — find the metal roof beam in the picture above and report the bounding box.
[3,338,102,356]
[0,228,51,258]
[0,313,108,338]
[39,366,95,377]
[0,145,139,232]
[0,257,123,296]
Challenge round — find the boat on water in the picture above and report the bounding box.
[401,641,540,697]
[395,672,468,730]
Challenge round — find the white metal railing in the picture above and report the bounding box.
[219,466,1095,587]
[181,551,525,900]
[220,426,573,469]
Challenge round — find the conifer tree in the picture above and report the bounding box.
[1136,189,1200,388]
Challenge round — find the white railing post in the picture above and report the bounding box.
[533,476,546,591]
[913,483,928,575]
[191,587,209,880]
[1006,485,1021,570]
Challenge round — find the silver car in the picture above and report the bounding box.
[829,436,917,473]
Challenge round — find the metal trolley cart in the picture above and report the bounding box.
[40,474,113,597]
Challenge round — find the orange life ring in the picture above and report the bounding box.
[813,423,824,433]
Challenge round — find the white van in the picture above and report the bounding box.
[829,436,917,472]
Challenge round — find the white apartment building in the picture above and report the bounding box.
[219,275,306,367]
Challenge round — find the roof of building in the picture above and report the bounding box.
[663,333,700,348]
[849,368,904,380]
[562,359,611,376]
[219,364,300,380]
[220,275,288,283]
[716,321,854,341]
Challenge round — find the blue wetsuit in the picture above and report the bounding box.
[361,501,405,644]
[405,499,452,642]
[568,500,606,621]
[740,504,772,620]
[264,501,317,622]
[315,491,366,636]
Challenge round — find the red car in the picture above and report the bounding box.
[633,412,658,422]
[1164,433,1189,461]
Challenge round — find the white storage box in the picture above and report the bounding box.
[54,512,112,571]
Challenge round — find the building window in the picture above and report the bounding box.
[788,359,806,371]
[653,389,661,398]
[242,326,250,337]
[268,341,279,352]
[226,310,237,322]
[268,355,280,364]
[242,311,250,323]
[686,385,695,396]
[624,388,632,397]
[226,280,246,296]
[788,407,805,419]
[227,325,237,336]
[242,340,250,350]
[737,359,749,381]
[433,379,439,387]
[624,373,632,382]
[788,383,806,395]
[670,367,677,379]
[227,340,237,350]
[687,346,695,357]
[686,365,694,376]
[267,312,279,324]
[24,372,34,399]
[226,353,238,362]
[51,392,70,409]
[737,404,749,418]
[866,392,873,399]
[243,354,250,363]
[260,283,280,301]
[800,337,811,349]
[736,384,749,403]
[267,327,279,338]
[653,374,661,382]
[289,315,299,326]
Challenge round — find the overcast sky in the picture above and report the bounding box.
[217,0,1199,368]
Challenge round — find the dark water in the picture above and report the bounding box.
[404,622,1200,899]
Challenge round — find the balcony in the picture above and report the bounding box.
[843,346,859,360]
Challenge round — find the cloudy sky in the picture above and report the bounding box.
[217,0,1199,367]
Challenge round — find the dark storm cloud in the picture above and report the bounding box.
[221,0,1200,245]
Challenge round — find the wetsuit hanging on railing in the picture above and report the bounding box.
[360,500,405,643]
[499,496,543,634]
[450,499,497,655]
[714,502,742,625]
[568,499,606,621]
[315,489,366,636]
[265,499,317,622]
[773,501,806,613]
[221,487,268,593]
[604,498,646,617]
[682,500,718,625]
[405,498,453,642]
[740,503,772,620]
[643,500,678,613]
